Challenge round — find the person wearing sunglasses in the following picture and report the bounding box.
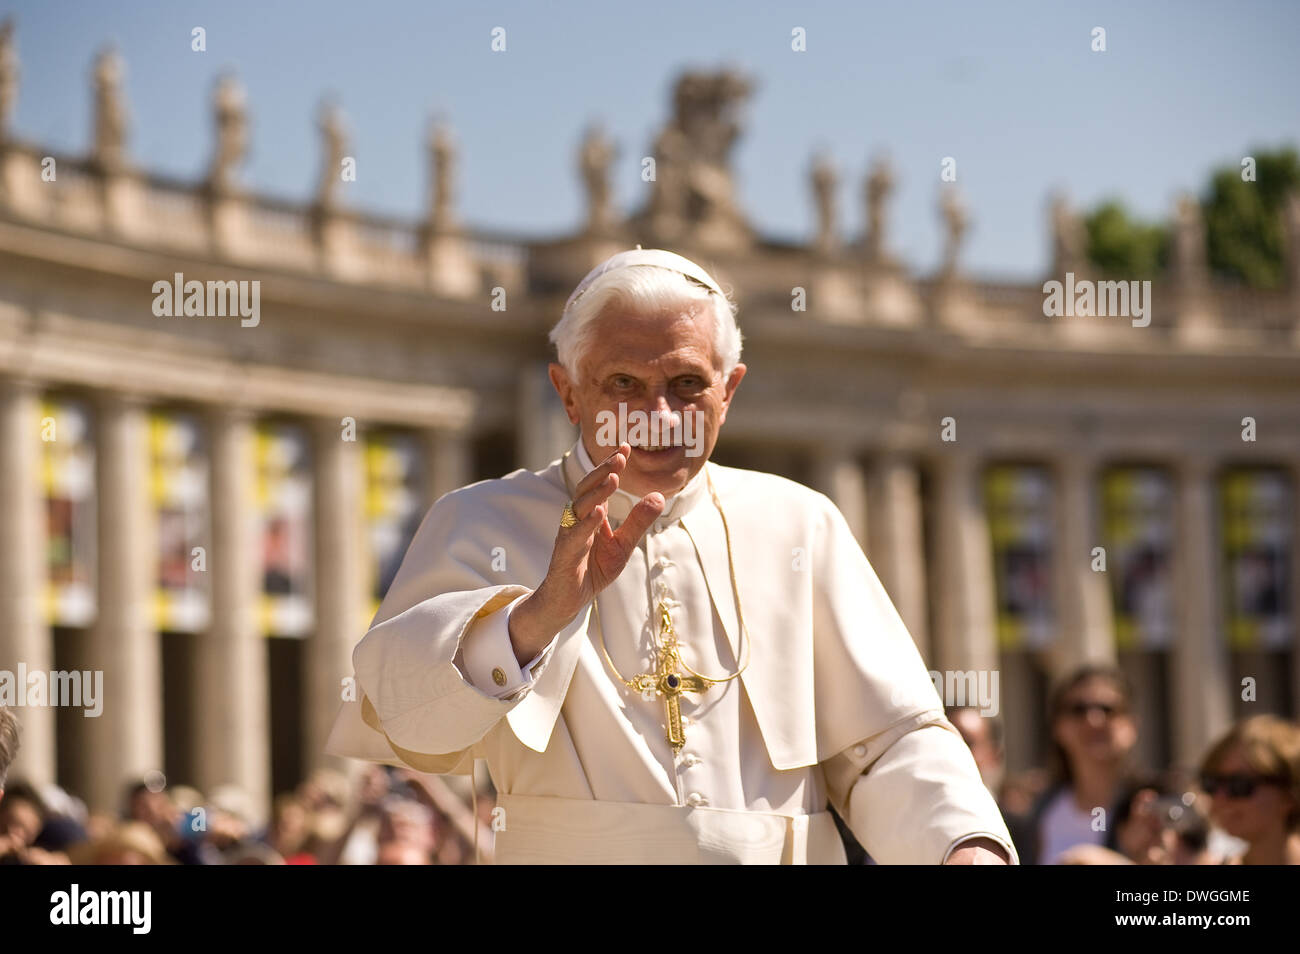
[1007,664,1140,864]
[1198,715,1300,865]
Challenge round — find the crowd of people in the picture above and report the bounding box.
[0,735,492,866]
[1,663,1297,864]
[948,664,1300,865]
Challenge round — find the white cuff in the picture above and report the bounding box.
[456,593,553,701]
[942,832,1019,865]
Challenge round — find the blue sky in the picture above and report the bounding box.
[3,0,1297,280]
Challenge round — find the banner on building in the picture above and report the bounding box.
[40,397,96,627]
[150,410,210,633]
[1221,469,1293,651]
[1102,467,1175,650]
[256,422,313,637]
[365,431,424,621]
[985,465,1055,651]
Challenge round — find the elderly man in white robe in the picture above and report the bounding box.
[327,248,1017,864]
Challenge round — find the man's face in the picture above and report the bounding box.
[549,305,746,498]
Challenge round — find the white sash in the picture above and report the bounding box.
[492,793,848,865]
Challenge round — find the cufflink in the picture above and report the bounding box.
[491,667,507,687]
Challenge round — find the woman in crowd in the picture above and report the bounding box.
[1199,714,1300,865]
[1008,664,1140,864]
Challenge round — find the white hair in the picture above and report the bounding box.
[549,265,742,383]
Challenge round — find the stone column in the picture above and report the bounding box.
[208,192,250,260]
[929,450,998,675]
[1048,452,1116,678]
[866,452,930,660]
[515,363,575,473]
[0,378,55,786]
[1285,192,1300,345]
[83,392,161,813]
[930,273,979,332]
[811,446,868,547]
[423,426,473,509]
[1291,461,1300,736]
[1170,194,1220,347]
[307,417,367,773]
[195,407,269,816]
[0,147,48,220]
[1170,456,1233,770]
[811,261,862,323]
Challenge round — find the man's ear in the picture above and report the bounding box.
[717,363,746,425]
[548,363,581,425]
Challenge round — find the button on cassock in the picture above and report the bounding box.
[491,667,507,687]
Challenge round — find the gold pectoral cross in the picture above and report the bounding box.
[656,653,709,749]
[633,602,709,750]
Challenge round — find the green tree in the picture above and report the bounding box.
[1083,145,1299,289]
[1084,200,1169,280]
[1203,146,1299,289]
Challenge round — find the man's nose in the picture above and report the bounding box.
[640,394,678,421]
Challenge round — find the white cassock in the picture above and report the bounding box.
[326,440,1018,864]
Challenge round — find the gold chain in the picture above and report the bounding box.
[561,452,751,691]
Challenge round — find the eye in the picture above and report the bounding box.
[610,375,637,390]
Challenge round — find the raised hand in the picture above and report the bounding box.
[507,443,665,664]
